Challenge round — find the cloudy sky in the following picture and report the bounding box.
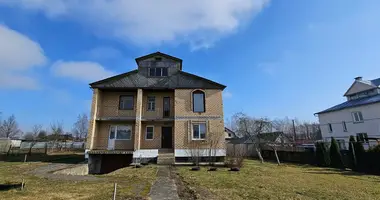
[0,0,380,131]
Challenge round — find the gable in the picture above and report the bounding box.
[344,81,376,96]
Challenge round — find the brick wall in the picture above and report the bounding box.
[93,121,135,150]
[100,91,137,117]
[174,89,225,150]
[140,122,174,149]
[142,91,174,119]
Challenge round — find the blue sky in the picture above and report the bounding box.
[0,0,380,132]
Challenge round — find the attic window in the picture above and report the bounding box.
[155,57,162,61]
[149,67,168,77]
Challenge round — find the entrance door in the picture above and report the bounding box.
[163,97,170,118]
[108,126,116,150]
[161,127,173,148]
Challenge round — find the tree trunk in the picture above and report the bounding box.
[274,148,281,165]
[256,148,264,163]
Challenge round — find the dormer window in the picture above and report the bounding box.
[148,67,168,77]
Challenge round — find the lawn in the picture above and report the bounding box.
[0,155,157,200]
[176,159,380,200]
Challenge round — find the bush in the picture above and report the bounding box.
[348,135,357,169]
[329,137,345,169]
[353,141,366,171]
[368,144,380,153]
[315,142,330,167]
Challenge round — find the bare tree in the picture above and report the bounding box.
[187,141,202,167]
[207,131,222,166]
[72,113,89,141]
[0,115,21,138]
[232,112,269,163]
[50,121,64,151]
[25,124,42,155]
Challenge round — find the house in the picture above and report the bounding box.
[316,76,380,149]
[86,52,226,174]
[225,127,238,140]
[228,131,289,145]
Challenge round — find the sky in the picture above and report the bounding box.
[0,0,380,132]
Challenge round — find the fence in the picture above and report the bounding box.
[0,139,86,154]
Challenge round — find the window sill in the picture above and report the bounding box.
[115,139,131,141]
[145,138,154,140]
[119,109,134,111]
[353,121,364,124]
[192,138,206,141]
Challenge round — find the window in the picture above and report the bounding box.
[148,67,168,77]
[145,126,154,140]
[192,123,206,140]
[147,96,155,111]
[352,111,364,123]
[193,90,205,112]
[328,123,333,133]
[357,133,368,142]
[110,125,132,140]
[342,121,347,132]
[119,96,134,110]
[336,139,346,150]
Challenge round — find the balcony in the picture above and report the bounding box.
[142,108,174,121]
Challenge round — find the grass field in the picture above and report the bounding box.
[0,154,157,200]
[177,159,380,200]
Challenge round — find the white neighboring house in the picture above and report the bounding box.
[316,76,380,150]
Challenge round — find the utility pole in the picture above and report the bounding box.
[292,119,297,142]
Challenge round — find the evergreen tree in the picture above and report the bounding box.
[353,140,366,171]
[329,137,345,169]
[348,135,357,169]
[315,142,330,167]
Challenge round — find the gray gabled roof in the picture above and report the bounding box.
[90,70,226,90]
[316,94,380,114]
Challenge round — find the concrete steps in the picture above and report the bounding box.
[157,153,174,165]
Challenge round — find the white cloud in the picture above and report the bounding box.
[51,60,115,82]
[0,24,47,89]
[0,0,270,49]
[0,72,39,89]
[223,91,233,98]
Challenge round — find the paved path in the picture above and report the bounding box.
[30,163,100,181]
[149,166,180,200]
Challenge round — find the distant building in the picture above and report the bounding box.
[316,76,380,149]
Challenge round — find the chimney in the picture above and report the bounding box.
[354,76,362,81]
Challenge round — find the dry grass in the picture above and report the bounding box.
[0,159,157,199]
[177,159,380,200]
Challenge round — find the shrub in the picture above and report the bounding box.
[353,141,366,171]
[315,142,330,167]
[329,137,345,169]
[348,135,357,169]
[368,144,380,153]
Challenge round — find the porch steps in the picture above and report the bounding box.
[157,153,174,165]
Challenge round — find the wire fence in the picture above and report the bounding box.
[0,139,86,154]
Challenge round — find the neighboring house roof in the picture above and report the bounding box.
[225,127,237,139]
[344,78,380,96]
[90,70,226,90]
[316,94,380,114]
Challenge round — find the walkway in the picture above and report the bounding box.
[149,166,180,200]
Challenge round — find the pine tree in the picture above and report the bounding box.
[329,137,345,169]
[315,142,330,167]
[354,140,366,171]
[348,135,357,169]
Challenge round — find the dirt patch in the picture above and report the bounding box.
[53,164,88,175]
[170,166,199,200]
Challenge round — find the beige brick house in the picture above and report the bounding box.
[86,52,226,174]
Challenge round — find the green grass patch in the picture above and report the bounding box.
[0,155,157,200]
[177,159,380,200]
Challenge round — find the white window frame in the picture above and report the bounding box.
[342,121,347,132]
[192,123,207,140]
[328,123,333,133]
[352,111,364,123]
[110,125,132,140]
[145,125,154,140]
[147,96,155,111]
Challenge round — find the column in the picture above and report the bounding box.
[134,89,143,150]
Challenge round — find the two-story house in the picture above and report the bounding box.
[86,52,226,174]
[316,76,380,150]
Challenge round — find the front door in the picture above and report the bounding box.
[163,97,170,118]
[161,127,173,149]
[108,126,116,150]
